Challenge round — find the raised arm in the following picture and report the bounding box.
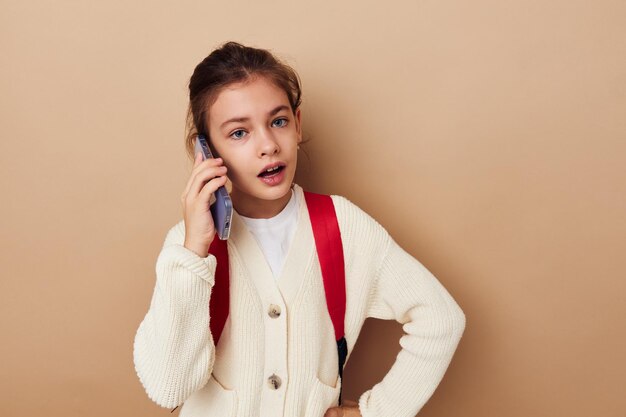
[133,221,217,408]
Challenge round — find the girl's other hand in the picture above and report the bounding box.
[181,152,228,257]
[324,399,361,417]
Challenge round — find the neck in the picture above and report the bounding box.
[231,188,292,219]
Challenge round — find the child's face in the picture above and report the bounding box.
[207,75,302,217]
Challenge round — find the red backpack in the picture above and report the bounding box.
[207,191,348,405]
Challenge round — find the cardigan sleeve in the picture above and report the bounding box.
[133,220,218,408]
[358,234,466,417]
[330,195,465,416]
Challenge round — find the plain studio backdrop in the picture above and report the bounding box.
[1,1,624,416]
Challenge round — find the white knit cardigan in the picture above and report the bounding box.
[133,184,466,417]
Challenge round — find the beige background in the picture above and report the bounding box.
[1,1,625,416]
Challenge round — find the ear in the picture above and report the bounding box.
[294,107,302,144]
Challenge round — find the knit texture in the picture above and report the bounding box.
[133,185,466,417]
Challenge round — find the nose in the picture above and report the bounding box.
[257,127,280,157]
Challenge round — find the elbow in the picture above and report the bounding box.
[452,301,466,334]
[136,374,184,409]
[444,299,466,343]
[400,298,466,349]
[132,333,180,408]
[428,299,466,347]
[133,343,198,409]
[133,327,213,409]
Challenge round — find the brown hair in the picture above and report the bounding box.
[184,41,302,160]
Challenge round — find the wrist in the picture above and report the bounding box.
[183,240,210,258]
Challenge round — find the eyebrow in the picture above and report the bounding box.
[220,105,290,129]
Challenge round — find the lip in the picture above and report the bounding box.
[258,162,286,176]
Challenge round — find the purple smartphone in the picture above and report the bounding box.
[195,135,233,240]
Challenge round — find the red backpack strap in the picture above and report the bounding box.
[208,235,229,346]
[303,191,346,340]
[303,191,348,405]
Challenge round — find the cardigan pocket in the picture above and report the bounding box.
[179,374,238,417]
[304,375,342,417]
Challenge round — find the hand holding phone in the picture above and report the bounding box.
[194,135,233,240]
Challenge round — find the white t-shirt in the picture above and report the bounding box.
[239,189,299,279]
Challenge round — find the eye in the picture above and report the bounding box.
[230,129,247,140]
[271,118,288,128]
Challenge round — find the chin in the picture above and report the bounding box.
[259,183,293,201]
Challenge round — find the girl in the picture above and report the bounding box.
[133,41,465,417]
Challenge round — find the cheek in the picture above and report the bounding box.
[207,136,225,157]
[219,150,247,176]
[279,130,299,148]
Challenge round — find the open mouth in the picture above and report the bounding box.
[258,164,285,177]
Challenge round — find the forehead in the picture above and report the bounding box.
[209,76,290,122]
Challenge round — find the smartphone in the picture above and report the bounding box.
[195,135,233,240]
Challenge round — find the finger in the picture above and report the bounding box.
[182,153,204,201]
[183,160,225,202]
[346,407,360,416]
[198,175,228,203]
[193,156,223,174]
[188,165,227,199]
[323,407,341,417]
[193,151,203,167]
[186,157,223,192]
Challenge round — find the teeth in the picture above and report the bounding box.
[266,166,279,173]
